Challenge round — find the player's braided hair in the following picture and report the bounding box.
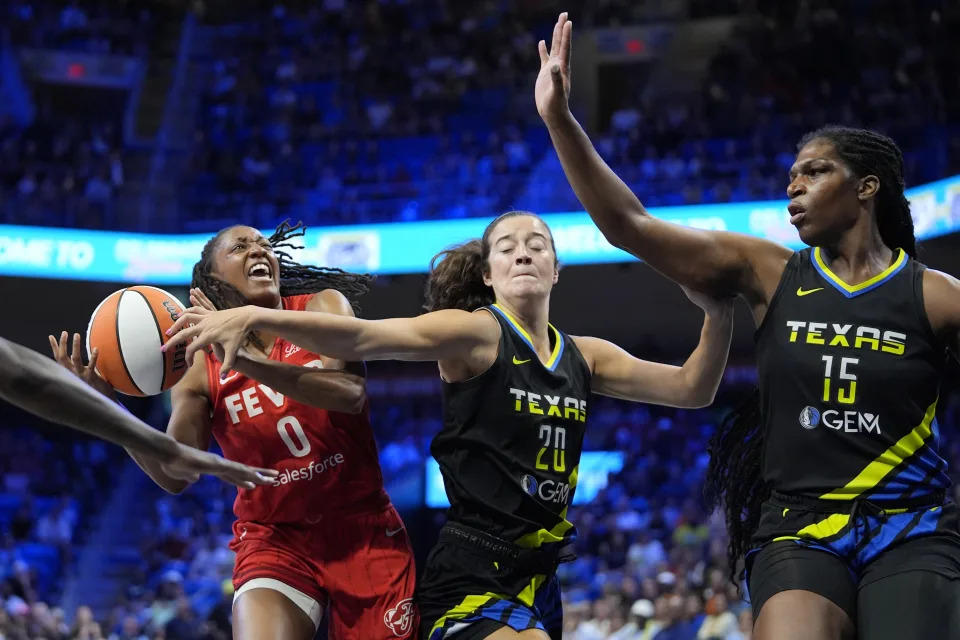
[703,388,767,588]
[424,211,558,312]
[705,127,917,588]
[191,220,373,349]
[799,125,917,258]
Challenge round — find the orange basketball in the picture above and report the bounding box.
[85,286,189,397]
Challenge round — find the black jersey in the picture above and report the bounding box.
[756,247,950,501]
[432,304,592,549]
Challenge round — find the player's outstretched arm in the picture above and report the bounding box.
[572,289,733,409]
[165,304,500,378]
[190,288,366,414]
[535,13,791,299]
[1,336,275,491]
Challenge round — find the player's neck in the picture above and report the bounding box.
[244,299,283,357]
[496,299,551,350]
[246,330,278,358]
[820,225,894,283]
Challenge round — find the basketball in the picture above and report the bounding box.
[85,286,189,397]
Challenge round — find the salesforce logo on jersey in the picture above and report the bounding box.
[799,406,881,434]
[424,452,624,509]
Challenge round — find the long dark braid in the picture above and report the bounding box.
[798,125,917,258]
[191,220,374,349]
[703,388,767,586]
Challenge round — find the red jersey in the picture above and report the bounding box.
[206,294,388,524]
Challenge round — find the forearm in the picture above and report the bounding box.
[231,355,365,413]
[677,308,734,408]
[250,309,375,360]
[0,339,180,462]
[125,447,189,494]
[545,112,735,293]
[545,111,650,241]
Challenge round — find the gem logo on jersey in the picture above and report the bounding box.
[798,406,880,434]
[384,598,414,637]
[799,406,821,429]
[520,474,570,505]
[823,410,881,434]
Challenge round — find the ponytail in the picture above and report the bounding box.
[424,240,494,312]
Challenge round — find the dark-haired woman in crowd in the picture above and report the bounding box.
[536,12,960,640]
[53,222,417,640]
[164,210,734,640]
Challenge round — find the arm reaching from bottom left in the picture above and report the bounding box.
[0,336,276,490]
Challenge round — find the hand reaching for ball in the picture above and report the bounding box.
[48,331,117,401]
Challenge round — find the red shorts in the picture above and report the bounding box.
[230,504,418,639]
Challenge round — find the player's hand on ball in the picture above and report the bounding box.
[163,305,255,378]
[188,288,228,363]
[535,12,573,125]
[48,331,117,401]
[162,443,278,489]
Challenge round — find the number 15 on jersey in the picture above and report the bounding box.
[822,355,858,404]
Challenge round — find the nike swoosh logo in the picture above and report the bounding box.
[796,287,824,297]
[512,356,531,365]
[385,527,405,537]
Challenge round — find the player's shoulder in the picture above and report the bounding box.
[921,268,960,336]
[922,268,960,307]
[291,290,355,317]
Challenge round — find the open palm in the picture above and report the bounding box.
[535,12,573,123]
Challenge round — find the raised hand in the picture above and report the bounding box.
[161,443,277,490]
[163,305,255,378]
[535,12,573,125]
[48,331,116,401]
[189,288,228,364]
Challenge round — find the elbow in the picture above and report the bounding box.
[682,384,717,409]
[598,209,650,251]
[340,379,367,414]
[675,371,716,409]
[682,393,714,410]
[162,480,190,495]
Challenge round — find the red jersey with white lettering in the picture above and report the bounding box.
[205,294,388,524]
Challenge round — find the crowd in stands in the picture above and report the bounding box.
[4,376,959,639]
[528,0,960,212]
[0,110,125,230]
[4,0,162,56]
[0,0,146,230]
[1,1,957,231]
[2,2,960,637]
[0,423,116,640]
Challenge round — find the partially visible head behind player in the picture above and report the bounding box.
[424,211,559,312]
[788,125,916,257]
[191,220,373,312]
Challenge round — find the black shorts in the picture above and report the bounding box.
[746,491,960,633]
[417,523,566,640]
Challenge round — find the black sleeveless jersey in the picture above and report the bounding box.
[756,247,950,501]
[432,304,592,549]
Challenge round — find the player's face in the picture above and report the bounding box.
[483,215,559,302]
[786,139,864,247]
[212,226,282,307]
